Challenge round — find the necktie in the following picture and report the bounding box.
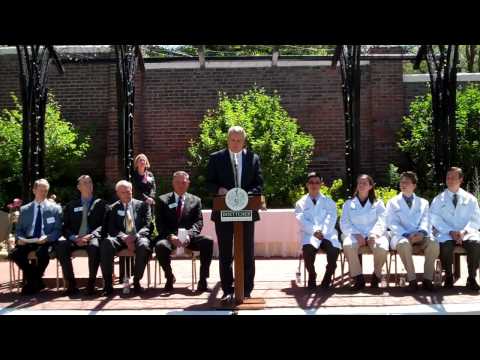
[311,198,317,205]
[125,204,134,234]
[176,197,183,221]
[33,204,42,238]
[405,196,413,208]
[78,202,89,236]
[453,193,458,208]
[232,154,239,187]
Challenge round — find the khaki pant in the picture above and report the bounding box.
[343,242,388,278]
[396,239,439,281]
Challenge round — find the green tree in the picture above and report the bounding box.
[142,45,336,57]
[397,84,480,198]
[0,93,91,206]
[187,87,315,208]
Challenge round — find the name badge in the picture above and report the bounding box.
[169,203,178,209]
[46,217,55,224]
[117,210,125,216]
[74,207,83,212]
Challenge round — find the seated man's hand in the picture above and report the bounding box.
[169,235,183,248]
[354,234,366,246]
[449,231,462,244]
[314,230,323,240]
[37,235,48,244]
[145,197,155,205]
[408,232,424,244]
[75,235,89,246]
[124,235,136,251]
[367,234,377,247]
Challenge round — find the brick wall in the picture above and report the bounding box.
[0,48,413,189]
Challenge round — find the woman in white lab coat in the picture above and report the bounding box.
[340,174,389,291]
[385,171,438,292]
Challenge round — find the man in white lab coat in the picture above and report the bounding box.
[386,171,439,292]
[295,172,341,290]
[430,167,480,291]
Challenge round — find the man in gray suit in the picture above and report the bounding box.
[9,179,63,295]
[100,180,152,296]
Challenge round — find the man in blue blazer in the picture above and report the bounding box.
[9,179,63,295]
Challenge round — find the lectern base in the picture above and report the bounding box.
[214,297,266,310]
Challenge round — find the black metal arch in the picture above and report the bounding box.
[331,45,362,198]
[115,45,144,182]
[17,45,64,201]
[414,45,459,189]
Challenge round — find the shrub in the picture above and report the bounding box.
[398,84,480,193]
[187,87,315,208]
[0,93,91,206]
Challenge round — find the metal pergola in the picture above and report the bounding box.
[17,44,459,201]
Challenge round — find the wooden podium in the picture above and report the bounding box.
[213,194,266,310]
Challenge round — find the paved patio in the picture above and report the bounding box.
[1,255,479,314]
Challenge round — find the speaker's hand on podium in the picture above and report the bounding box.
[217,187,228,195]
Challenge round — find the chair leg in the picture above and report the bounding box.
[191,256,195,292]
[340,252,345,287]
[303,256,306,288]
[394,252,398,286]
[56,259,60,291]
[17,267,21,293]
[147,260,151,289]
[154,259,157,289]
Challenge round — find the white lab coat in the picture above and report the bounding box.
[295,193,341,250]
[340,197,389,250]
[386,193,431,250]
[430,188,480,243]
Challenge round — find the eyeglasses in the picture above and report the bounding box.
[308,181,322,185]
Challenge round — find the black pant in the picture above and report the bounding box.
[9,243,51,285]
[302,240,339,279]
[155,235,213,280]
[54,238,100,286]
[216,221,255,296]
[440,240,480,278]
[100,236,152,288]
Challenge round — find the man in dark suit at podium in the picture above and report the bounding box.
[206,125,264,303]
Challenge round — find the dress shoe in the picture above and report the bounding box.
[63,287,80,296]
[164,275,176,291]
[85,280,96,296]
[102,286,114,296]
[196,278,208,292]
[33,279,46,292]
[444,275,454,289]
[351,275,365,291]
[220,293,234,303]
[21,283,36,295]
[307,273,317,290]
[133,282,145,294]
[320,273,333,289]
[422,279,436,292]
[370,273,380,288]
[466,277,480,291]
[406,280,418,293]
